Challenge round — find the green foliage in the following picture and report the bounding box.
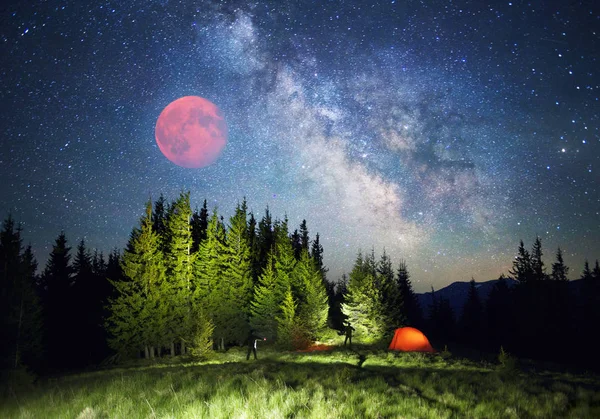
[341,251,385,343]
[220,200,254,343]
[163,192,195,348]
[294,250,329,340]
[107,201,166,356]
[188,308,214,359]
[276,286,306,349]
[250,254,279,340]
[498,346,517,371]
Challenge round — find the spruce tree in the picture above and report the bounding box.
[551,248,569,282]
[107,201,166,358]
[294,249,329,340]
[221,200,254,344]
[580,260,592,281]
[191,199,209,253]
[164,192,195,354]
[152,194,168,253]
[276,285,302,349]
[291,229,302,260]
[299,220,310,252]
[194,209,230,350]
[39,232,74,370]
[341,251,385,343]
[459,279,483,345]
[531,236,547,281]
[250,254,279,340]
[377,250,403,331]
[71,239,98,366]
[256,207,275,280]
[273,218,297,303]
[593,260,600,280]
[485,275,514,351]
[247,211,259,281]
[0,216,42,370]
[310,233,327,281]
[396,260,422,328]
[509,240,533,284]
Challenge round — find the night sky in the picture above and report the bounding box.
[1,1,598,292]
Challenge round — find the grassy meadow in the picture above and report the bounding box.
[2,343,599,418]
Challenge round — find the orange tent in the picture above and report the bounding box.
[388,327,435,352]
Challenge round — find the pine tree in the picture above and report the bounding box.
[531,236,546,281]
[299,220,310,252]
[0,216,42,370]
[291,229,302,260]
[459,279,483,345]
[39,232,74,370]
[485,275,514,351]
[107,201,166,358]
[311,233,327,281]
[247,211,260,283]
[193,209,224,303]
[341,251,385,343]
[294,249,329,340]
[194,208,230,350]
[191,199,209,253]
[396,260,422,328]
[71,239,99,366]
[164,192,195,354]
[250,254,279,340]
[276,285,304,349]
[551,248,569,281]
[593,260,600,280]
[377,250,403,331]
[256,207,275,280]
[328,274,348,330]
[188,305,214,358]
[273,218,297,302]
[220,200,254,344]
[509,240,533,284]
[152,194,168,253]
[581,258,600,363]
[580,260,592,281]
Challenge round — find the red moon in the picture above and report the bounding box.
[155,96,227,168]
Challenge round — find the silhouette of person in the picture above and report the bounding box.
[246,330,266,360]
[344,323,355,347]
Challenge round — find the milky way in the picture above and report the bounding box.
[1,1,598,291]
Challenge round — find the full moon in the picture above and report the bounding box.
[155,96,227,168]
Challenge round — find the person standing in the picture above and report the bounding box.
[344,323,355,347]
[246,330,266,360]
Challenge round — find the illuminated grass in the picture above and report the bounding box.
[2,347,599,418]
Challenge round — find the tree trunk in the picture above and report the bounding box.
[170,342,175,356]
[144,346,149,359]
[149,346,155,358]
[181,338,186,355]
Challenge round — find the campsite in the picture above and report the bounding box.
[2,330,600,418]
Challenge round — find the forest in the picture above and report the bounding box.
[1,192,600,377]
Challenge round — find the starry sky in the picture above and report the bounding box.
[1,0,598,292]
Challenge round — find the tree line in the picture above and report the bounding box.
[425,237,600,366]
[1,195,599,374]
[1,193,334,372]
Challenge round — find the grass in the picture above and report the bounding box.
[2,345,599,418]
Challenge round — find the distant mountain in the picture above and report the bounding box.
[416,277,585,319]
[416,278,517,319]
